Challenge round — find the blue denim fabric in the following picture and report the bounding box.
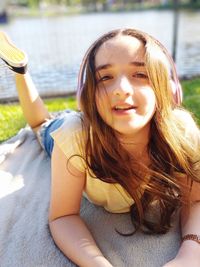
[38,109,73,157]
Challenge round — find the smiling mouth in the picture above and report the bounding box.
[113,105,137,111]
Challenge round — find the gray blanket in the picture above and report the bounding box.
[0,128,181,267]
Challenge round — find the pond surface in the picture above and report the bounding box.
[0,10,200,101]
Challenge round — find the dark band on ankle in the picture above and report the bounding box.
[2,59,27,74]
[10,64,27,74]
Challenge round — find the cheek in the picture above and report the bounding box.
[141,89,156,108]
[139,88,156,113]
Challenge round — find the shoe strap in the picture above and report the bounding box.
[10,64,27,74]
[2,59,27,74]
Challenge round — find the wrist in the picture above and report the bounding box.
[176,239,200,260]
[182,234,200,244]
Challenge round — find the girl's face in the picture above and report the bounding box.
[95,35,156,143]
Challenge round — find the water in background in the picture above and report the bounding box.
[0,10,200,101]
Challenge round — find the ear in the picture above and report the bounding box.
[170,80,183,106]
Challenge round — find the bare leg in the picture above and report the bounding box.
[15,72,51,131]
[0,31,50,131]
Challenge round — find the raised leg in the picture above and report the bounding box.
[0,31,50,131]
[15,73,51,131]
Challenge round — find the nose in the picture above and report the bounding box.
[112,76,133,97]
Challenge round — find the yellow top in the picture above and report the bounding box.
[51,112,134,213]
[51,109,200,213]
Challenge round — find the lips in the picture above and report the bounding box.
[112,103,137,111]
[111,103,137,116]
[114,106,134,111]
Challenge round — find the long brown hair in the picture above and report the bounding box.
[76,28,200,234]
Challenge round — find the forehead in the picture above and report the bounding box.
[95,35,146,67]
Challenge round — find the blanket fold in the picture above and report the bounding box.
[0,128,181,267]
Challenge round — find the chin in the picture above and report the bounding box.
[114,121,151,137]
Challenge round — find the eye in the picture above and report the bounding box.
[133,72,148,79]
[97,75,113,83]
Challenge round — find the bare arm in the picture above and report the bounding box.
[49,143,113,267]
[164,180,200,267]
[177,181,200,262]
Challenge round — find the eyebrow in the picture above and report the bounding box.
[130,61,145,67]
[95,64,112,72]
[95,61,145,72]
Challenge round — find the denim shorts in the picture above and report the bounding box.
[36,109,75,157]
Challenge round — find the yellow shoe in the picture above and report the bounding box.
[0,31,28,74]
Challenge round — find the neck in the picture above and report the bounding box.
[117,128,152,167]
[118,129,150,156]
[123,141,148,158]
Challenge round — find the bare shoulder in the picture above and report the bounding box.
[49,142,86,222]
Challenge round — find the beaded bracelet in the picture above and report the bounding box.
[182,234,200,244]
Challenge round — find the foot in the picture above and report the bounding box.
[0,31,28,74]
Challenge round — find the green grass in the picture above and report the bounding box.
[0,78,200,143]
[182,78,200,125]
[0,96,77,143]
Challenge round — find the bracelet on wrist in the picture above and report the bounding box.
[182,234,200,245]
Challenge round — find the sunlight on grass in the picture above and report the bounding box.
[182,78,200,124]
[181,78,200,97]
[44,97,77,112]
[0,105,25,142]
[0,96,77,143]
